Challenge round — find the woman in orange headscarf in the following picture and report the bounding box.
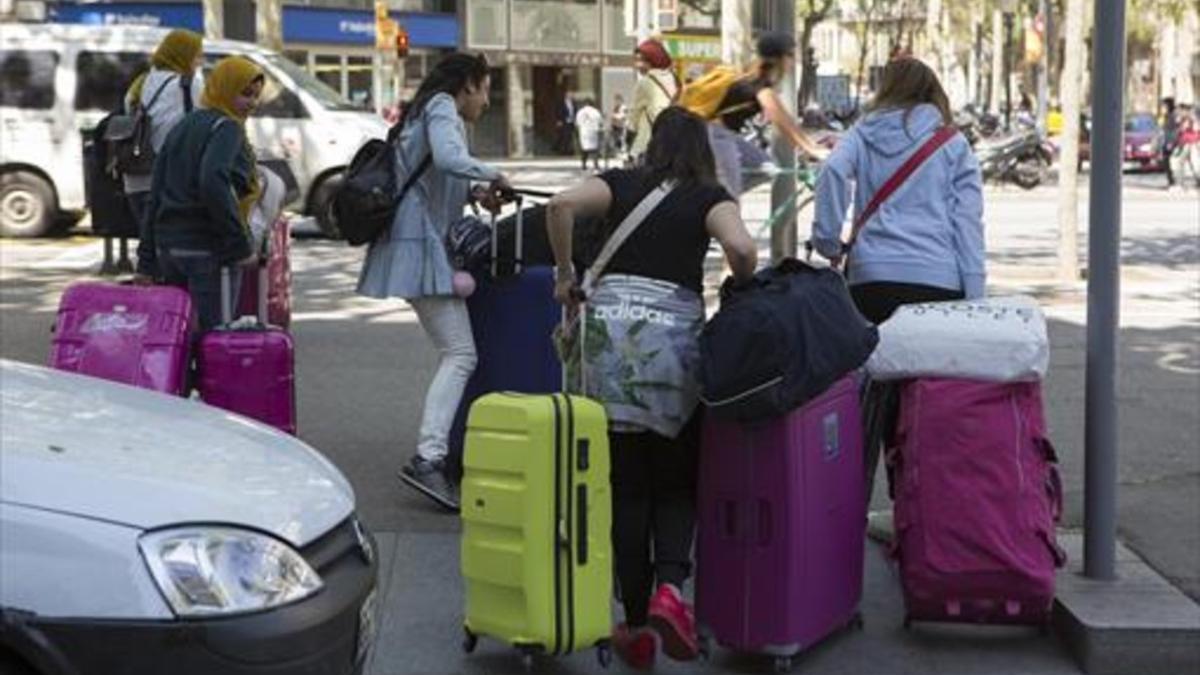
[124,29,204,262]
[138,56,265,332]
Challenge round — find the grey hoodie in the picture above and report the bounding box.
[812,103,986,298]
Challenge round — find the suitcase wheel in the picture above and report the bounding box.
[596,642,612,669]
[519,649,535,672]
[697,633,714,661]
[773,655,794,673]
[461,626,478,654]
[849,612,865,631]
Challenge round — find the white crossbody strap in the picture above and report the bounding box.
[580,180,674,295]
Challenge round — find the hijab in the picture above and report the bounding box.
[202,56,266,227]
[126,29,203,103]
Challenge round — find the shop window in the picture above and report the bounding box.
[284,50,309,67]
[403,54,425,83]
[0,50,58,110]
[76,51,148,112]
[347,56,374,109]
[467,0,508,49]
[314,54,343,95]
[512,0,601,52]
[603,0,635,55]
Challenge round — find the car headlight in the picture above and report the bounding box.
[139,526,323,617]
[1139,142,1154,153]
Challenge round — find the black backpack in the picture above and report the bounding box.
[699,259,879,422]
[103,74,191,177]
[334,127,431,247]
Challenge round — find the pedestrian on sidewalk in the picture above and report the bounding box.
[137,56,263,332]
[357,53,510,512]
[557,91,577,156]
[546,107,757,670]
[575,98,604,172]
[810,57,984,505]
[1161,97,1180,190]
[609,93,630,161]
[126,29,205,277]
[628,39,679,162]
[702,32,828,197]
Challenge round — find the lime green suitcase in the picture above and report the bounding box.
[460,392,613,669]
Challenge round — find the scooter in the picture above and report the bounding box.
[965,119,1055,190]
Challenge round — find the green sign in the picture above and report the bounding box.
[661,34,721,62]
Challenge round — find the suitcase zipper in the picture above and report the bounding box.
[551,395,564,656]
[564,394,576,655]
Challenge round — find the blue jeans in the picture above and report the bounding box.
[157,247,242,333]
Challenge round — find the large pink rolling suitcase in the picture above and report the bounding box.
[696,375,866,671]
[890,378,1065,627]
[196,265,297,434]
[49,282,193,395]
[236,215,292,328]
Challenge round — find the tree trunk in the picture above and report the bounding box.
[257,0,284,53]
[721,0,754,68]
[799,17,819,107]
[991,7,1004,114]
[926,0,944,77]
[202,0,223,40]
[1055,0,1086,282]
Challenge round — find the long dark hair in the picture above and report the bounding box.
[398,53,490,128]
[866,58,954,129]
[642,107,718,187]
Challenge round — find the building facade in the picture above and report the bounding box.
[40,0,458,113]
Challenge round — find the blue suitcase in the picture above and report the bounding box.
[447,198,562,481]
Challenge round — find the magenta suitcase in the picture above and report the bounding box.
[696,374,866,670]
[197,266,296,434]
[49,282,193,395]
[891,379,1065,627]
[236,215,292,328]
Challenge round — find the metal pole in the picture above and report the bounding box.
[769,0,797,263]
[1037,0,1050,135]
[1084,0,1125,581]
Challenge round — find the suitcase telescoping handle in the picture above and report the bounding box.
[489,194,524,278]
[219,257,269,327]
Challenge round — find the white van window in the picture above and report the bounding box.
[262,53,364,112]
[0,50,58,110]
[76,51,148,112]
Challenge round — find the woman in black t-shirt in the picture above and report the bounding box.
[546,107,756,669]
[709,32,828,196]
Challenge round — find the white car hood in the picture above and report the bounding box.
[0,360,354,547]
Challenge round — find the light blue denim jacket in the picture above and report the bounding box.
[357,93,501,300]
[811,104,986,298]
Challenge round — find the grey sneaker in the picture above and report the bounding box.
[399,457,460,512]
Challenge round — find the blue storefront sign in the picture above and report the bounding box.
[49,2,458,49]
[283,7,458,48]
[49,2,203,31]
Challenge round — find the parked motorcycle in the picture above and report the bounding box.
[973,127,1054,189]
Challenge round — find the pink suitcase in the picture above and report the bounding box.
[197,265,296,434]
[236,215,292,328]
[49,282,193,395]
[890,378,1065,627]
[696,374,866,670]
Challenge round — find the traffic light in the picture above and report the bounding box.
[396,26,410,59]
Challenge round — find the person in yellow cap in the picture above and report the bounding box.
[123,29,204,247]
[137,56,265,333]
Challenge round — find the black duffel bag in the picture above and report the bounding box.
[333,129,431,246]
[700,259,878,422]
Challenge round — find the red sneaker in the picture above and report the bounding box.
[647,583,699,661]
[612,622,657,671]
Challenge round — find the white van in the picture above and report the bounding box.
[0,24,387,238]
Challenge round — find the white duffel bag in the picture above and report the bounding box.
[865,295,1049,382]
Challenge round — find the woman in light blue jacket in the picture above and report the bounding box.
[358,53,508,512]
[811,58,984,507]
[811,57,984,324]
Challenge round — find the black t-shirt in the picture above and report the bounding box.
[596,169,734,294]
[717,77,768,131]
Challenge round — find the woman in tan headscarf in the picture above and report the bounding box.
[123,30,205,242]
[137,56,265,332]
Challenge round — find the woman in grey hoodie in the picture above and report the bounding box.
[811,57,984,323]
[811,57,984,506]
